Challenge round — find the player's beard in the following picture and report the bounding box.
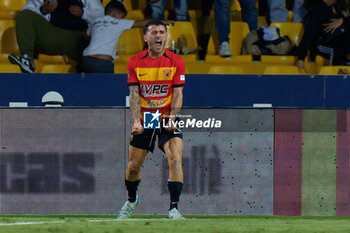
[149,42,165,57]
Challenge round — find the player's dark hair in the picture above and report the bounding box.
[144,20,167,34]
[105,0,128,16]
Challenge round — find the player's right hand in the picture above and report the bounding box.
[132,122,144,135]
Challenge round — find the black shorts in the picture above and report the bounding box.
[130,127,182,153]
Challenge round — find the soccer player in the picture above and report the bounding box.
[118,20,186,220]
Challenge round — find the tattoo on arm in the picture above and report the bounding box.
[129,85,141,123]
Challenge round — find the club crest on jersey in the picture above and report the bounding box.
[163,69,172,78]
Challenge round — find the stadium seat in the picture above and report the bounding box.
[165,22,198,62]
[114,63,128,74]
[125,10,145,20]
[185,62,212,74]
[102,0,108,7]
[126,0,147,10]
[260,22,304,64]
[258,16,268,27]
[189,9,214,37]
[0,63,21,73]
[0,0,26,10]
[318,66,350,75]
[230,0,242,11]
[1,24,18,54]
[100,6,144,19]
[0,0,26,19]
[114,28,144,63]
[288,10,294,22]
[263,65,300,75]
[208,65,244,74]
[104,0,147,10]
[205,22,252,64]
[260,55,297,64]
[0,20,18,54]
[38,54,67,64]
[270,22,304,46]
[40,64,75,73]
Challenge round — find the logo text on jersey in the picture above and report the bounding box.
[146,98,166,107]
[141,84,170,97]
[143,110,161,129]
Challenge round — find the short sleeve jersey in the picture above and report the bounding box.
[83,15,134,59]
[127,49,185,121]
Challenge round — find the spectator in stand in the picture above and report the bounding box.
[267,0,308,23]
[296,0,350,72]
[9,0,104,73]
[81,1,174,73]
[147,0,190,21]
[214,0,258,57]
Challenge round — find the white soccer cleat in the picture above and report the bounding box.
[168,208,185,219]
[117,195,140,219]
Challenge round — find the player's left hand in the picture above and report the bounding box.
[69,5,83,17]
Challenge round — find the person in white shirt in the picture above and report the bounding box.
[8,0,104,73]
[81,1,173,73]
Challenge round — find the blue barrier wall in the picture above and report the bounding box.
[0,73,345,107]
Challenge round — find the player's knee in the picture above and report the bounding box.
[127,160,142,172]
[168,156,182,169]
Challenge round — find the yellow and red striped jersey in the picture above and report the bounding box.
[127,49,185,121]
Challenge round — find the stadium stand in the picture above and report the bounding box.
[0,19,17,54]
[205,22,252,64]
[0,21,18,55]
[318,66,350,75]
[0,0,26,19]
[0,19,18,65]
[260,22,304,65]
[185,62,212,74]
[38,54,67,64]
[103,0,147,10]
[231,0,242,11]
[208,65,245,74]
[0,1,342,76]
[114,62,128,74]
[124,10,145,20]
[263,65,300,75]
[0,63,21,73]
[113,28,144,67]
[40,64,75,73]
[166,22,198,62]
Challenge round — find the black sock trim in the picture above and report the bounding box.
[168,181,183,210]
[125,179,140,202]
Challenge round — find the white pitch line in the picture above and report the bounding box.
[0,221,64,226]
[0,218,184,226]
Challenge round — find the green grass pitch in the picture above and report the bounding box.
[1,215,350,233]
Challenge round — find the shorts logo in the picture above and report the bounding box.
[143,110,161,129]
